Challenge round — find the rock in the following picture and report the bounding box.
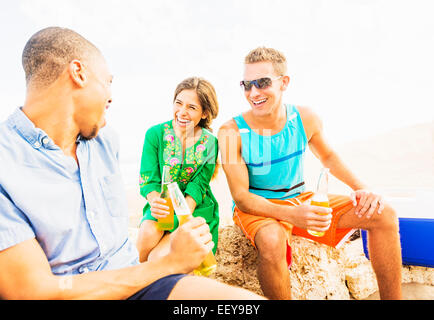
[402,265,434,285]
[289,236,351,299]
[209,224,262,295]
[335,237,379,299]
[209,225,354,299]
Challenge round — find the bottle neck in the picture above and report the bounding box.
[161,183,169,197]
[177,214,192,226]
[316,168,329,194]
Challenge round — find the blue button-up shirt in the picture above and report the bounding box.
[0,108,139,275]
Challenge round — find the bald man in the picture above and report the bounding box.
[0,27,263,300]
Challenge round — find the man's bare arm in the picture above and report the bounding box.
[298,106,384,217]
[218,120,282,217]
[297,106,366,190]
[0,217,212,300]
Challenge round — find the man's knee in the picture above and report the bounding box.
[368,204,399,232]
[255,223,287,262]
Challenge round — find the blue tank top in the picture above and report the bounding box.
[233,104,307,200]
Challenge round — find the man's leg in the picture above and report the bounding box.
[254,222,291,300]
[337,203,402,299]
[168,275,266,300]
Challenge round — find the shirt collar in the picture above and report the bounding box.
[9,107,58,150]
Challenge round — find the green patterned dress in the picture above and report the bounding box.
[139,120,219,253]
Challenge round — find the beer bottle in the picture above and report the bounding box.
[167,182,217,276]
[157,166,175,230]
[307,167,331,237]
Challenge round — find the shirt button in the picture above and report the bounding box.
[79,266,90,273]
[42,137,49,145]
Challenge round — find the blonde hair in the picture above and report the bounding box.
[244,47,287,76]
[173,77,219,131]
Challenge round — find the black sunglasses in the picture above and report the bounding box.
[240,76,282,91]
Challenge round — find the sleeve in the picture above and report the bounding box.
[184,136,218,207]
[139,125,162,199]
[0,185,35,251]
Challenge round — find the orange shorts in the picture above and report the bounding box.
[233,192,356,268]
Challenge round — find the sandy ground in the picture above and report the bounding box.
[127,121,434,299]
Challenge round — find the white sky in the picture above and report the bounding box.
[1,0,434,170]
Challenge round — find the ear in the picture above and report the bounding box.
[281,75,290,91]
[69,60,87,88]
[201,110,208,119]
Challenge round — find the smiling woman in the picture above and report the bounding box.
[173,89,205,134]
[136,76,221,265]
[172,77,219,132]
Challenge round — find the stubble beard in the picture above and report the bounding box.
[80,125,99,141]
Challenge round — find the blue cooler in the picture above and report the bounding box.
[361,189,434,268]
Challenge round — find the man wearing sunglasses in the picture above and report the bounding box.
[218,47,402,300]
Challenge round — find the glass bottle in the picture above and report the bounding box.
[157,166,175,230]
[307,167,330,237]
[167,182,217,276]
